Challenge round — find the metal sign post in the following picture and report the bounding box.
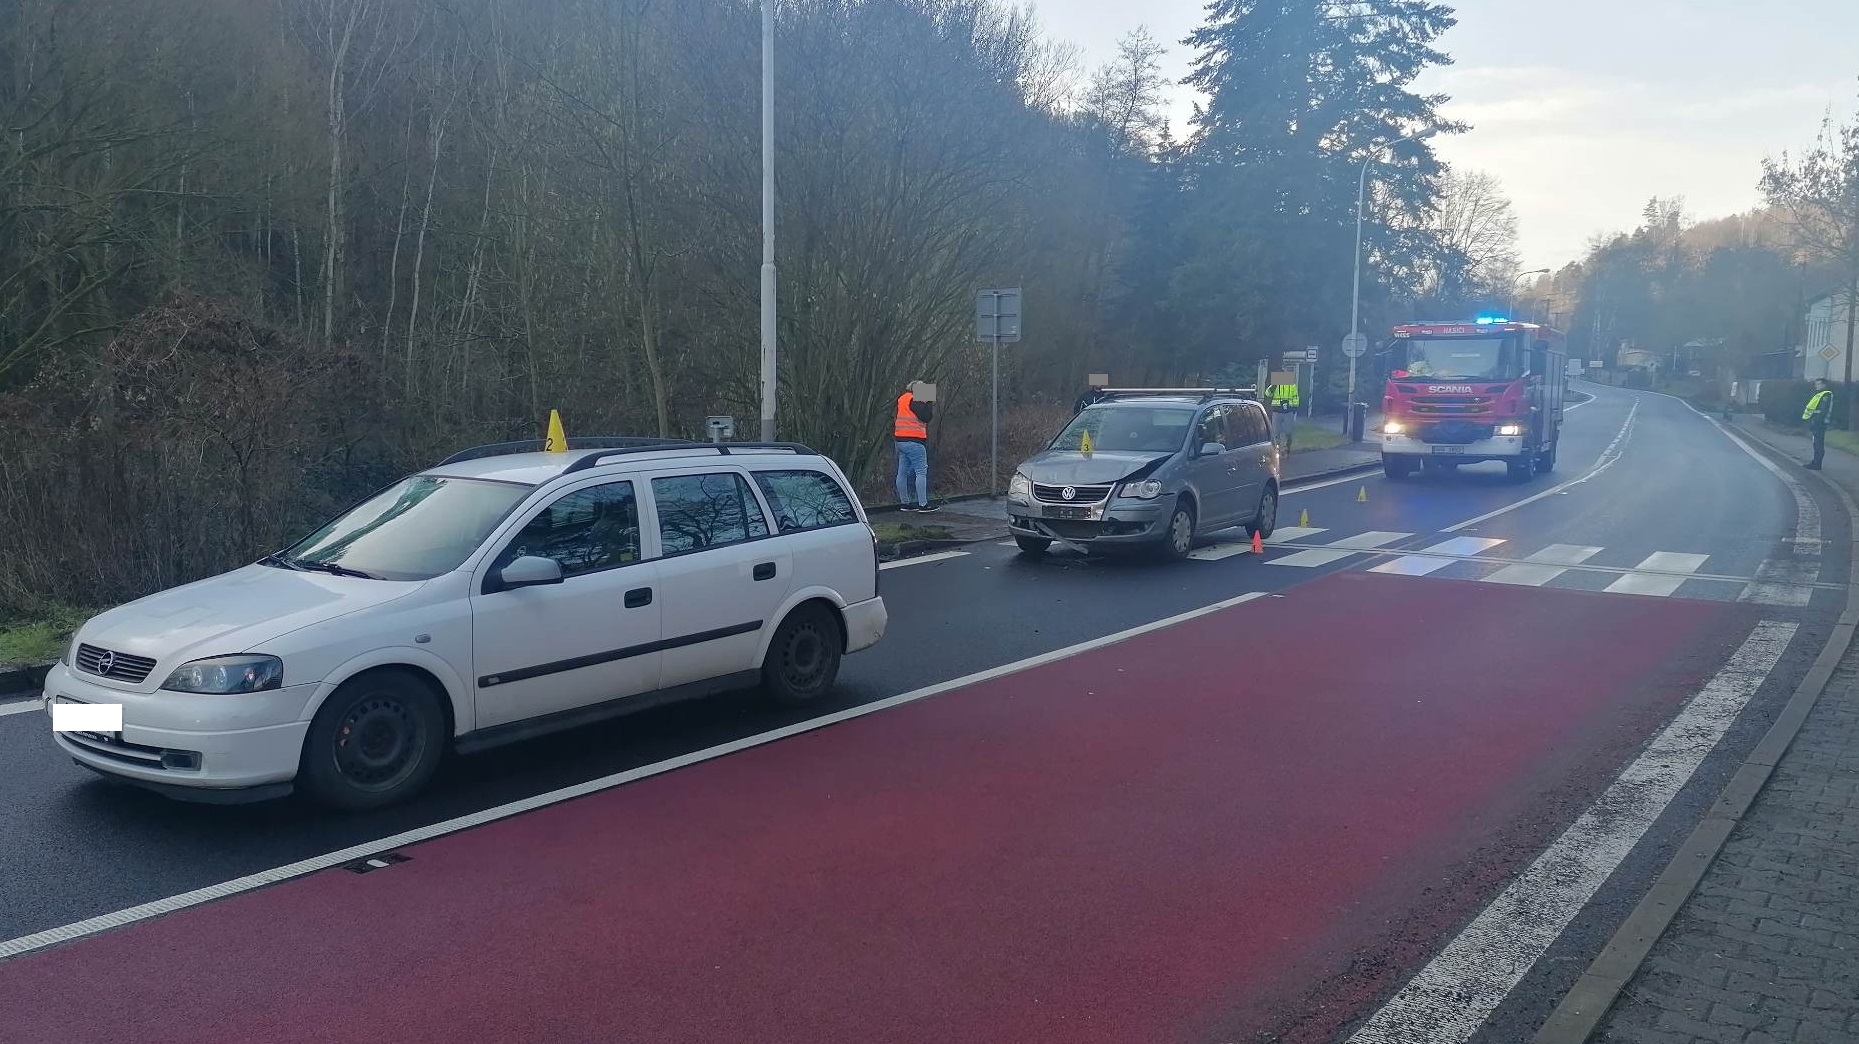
[976,287,1022,496]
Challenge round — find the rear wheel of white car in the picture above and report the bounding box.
[299,670,445,810]
[762,603,844,706]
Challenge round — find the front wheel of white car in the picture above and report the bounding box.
[299,669,446,811]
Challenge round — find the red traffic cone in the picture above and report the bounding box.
[1251,531,1264,554]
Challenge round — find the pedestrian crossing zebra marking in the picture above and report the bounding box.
[1481,544,1605,587]
[1370,537,1508,577]
[1268,531,1413,568]
[1603,552,1710,597]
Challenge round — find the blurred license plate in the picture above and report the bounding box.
[1430,446,1465,455]
[1052,506,1095,520]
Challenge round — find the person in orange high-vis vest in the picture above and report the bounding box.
[894,386,936,512]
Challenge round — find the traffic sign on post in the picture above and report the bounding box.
[1342,332,1369,358]
[976,288,1022,343]
[976,287,1023,499]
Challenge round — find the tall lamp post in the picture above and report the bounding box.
[1349,130,1435,414]
[757,0,777,442]
[1509,268,1550,319]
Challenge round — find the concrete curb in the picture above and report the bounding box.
[0,662,50,697]
[1532,415,1859,1043]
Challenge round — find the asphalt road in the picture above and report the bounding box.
[0,380,1844,1043]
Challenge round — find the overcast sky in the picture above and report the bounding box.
[1036,0,1859,270]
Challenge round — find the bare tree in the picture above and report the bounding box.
[1082,28,1168,155]
[1422,169,1521,304]
[1762,107,1859,391]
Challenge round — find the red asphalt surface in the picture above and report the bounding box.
[0,572,1756,1044]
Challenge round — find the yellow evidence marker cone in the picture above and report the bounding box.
[1080,429,1094,456]
[1299,508,1310,528]
[544,409,568,453]
[1356,485,1368,503]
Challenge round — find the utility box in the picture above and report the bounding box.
[706,416,735,442]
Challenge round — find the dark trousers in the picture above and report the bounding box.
[1811,424,1827,467]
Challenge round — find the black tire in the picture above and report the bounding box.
[761,603,844,706]
[1246,484,1278,539]
[299,669,445,811]
[1383,455,1417,480]
[1156,497,1197,560]
[1014,534,1052,555]
[1507,447,1539,482]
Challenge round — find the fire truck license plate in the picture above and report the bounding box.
[1430,445,1465,455]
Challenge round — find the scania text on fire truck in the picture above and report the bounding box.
[1377,318,1567,482]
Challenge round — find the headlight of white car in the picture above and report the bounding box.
[1119,479,1164,499]
[162,655,285,694]
[1009,472,1032,500]
[1496,423,1524,436]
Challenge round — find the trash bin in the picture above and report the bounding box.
[1348,401,1368,443]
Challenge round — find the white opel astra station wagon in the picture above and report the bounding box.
[42,439,887,809]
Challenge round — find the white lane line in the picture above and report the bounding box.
[1370,537,1507,577]
[0,590,1270,963]
[1481,544,1605,587]
[1283,471,1376,494]
[1603,552,1710,597]
[1269,531,1412,568]
[880,550,970,570]
[1348,620,1796,1044]
[0,699,42,718]
[1738,557,1817,607]
[1442,401,1638,534]
[1266,526,1328,543]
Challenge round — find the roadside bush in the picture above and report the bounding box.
[0,296,391,617]
[1759,378,1853,428]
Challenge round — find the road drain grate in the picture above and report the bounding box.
[342,852,411,874]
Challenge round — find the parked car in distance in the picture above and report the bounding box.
[1007,389,1281,559]
[43,438,886,810]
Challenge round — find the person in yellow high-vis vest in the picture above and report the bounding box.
[1268,383,1299,451]
[1803,378,1833,470]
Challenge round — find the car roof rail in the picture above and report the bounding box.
[436,436,694,467]
[558,440,820,476]
[1091,386,1260,404]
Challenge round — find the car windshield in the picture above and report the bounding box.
[276,475,533,582]
[1052,405,1194,454]
[1397,337,1513,379]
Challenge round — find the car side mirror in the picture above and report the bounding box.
[1199,442,1226,457]
[499,555,563,590]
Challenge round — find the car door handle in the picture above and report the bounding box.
[624,587,653,608]
[753,562,777,582]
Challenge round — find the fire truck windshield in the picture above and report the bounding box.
[1394,336,1516,380]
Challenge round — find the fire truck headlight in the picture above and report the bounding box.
[1496,423,1524,437]
[1381,420,1405,435]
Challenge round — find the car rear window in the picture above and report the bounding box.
[752,469,859,533]
[652,472,771,554]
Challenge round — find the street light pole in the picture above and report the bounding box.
[1509,268,1550,318]
[1350,130,1432,414]
[757,0,777,442]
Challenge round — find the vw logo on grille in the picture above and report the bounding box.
[94,650,116,676]
[1061,486,1077,501]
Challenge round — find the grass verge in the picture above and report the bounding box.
[0,606,92,668]
[872,521,955,544]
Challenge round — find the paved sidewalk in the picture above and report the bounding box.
[1597,419,1859,1044]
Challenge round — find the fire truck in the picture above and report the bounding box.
[1378,318,1568,481]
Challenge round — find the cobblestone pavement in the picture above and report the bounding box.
[1598,420,1859,1044]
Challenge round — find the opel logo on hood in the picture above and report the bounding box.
[1061,486,1077,500]
[94,650,116,676]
